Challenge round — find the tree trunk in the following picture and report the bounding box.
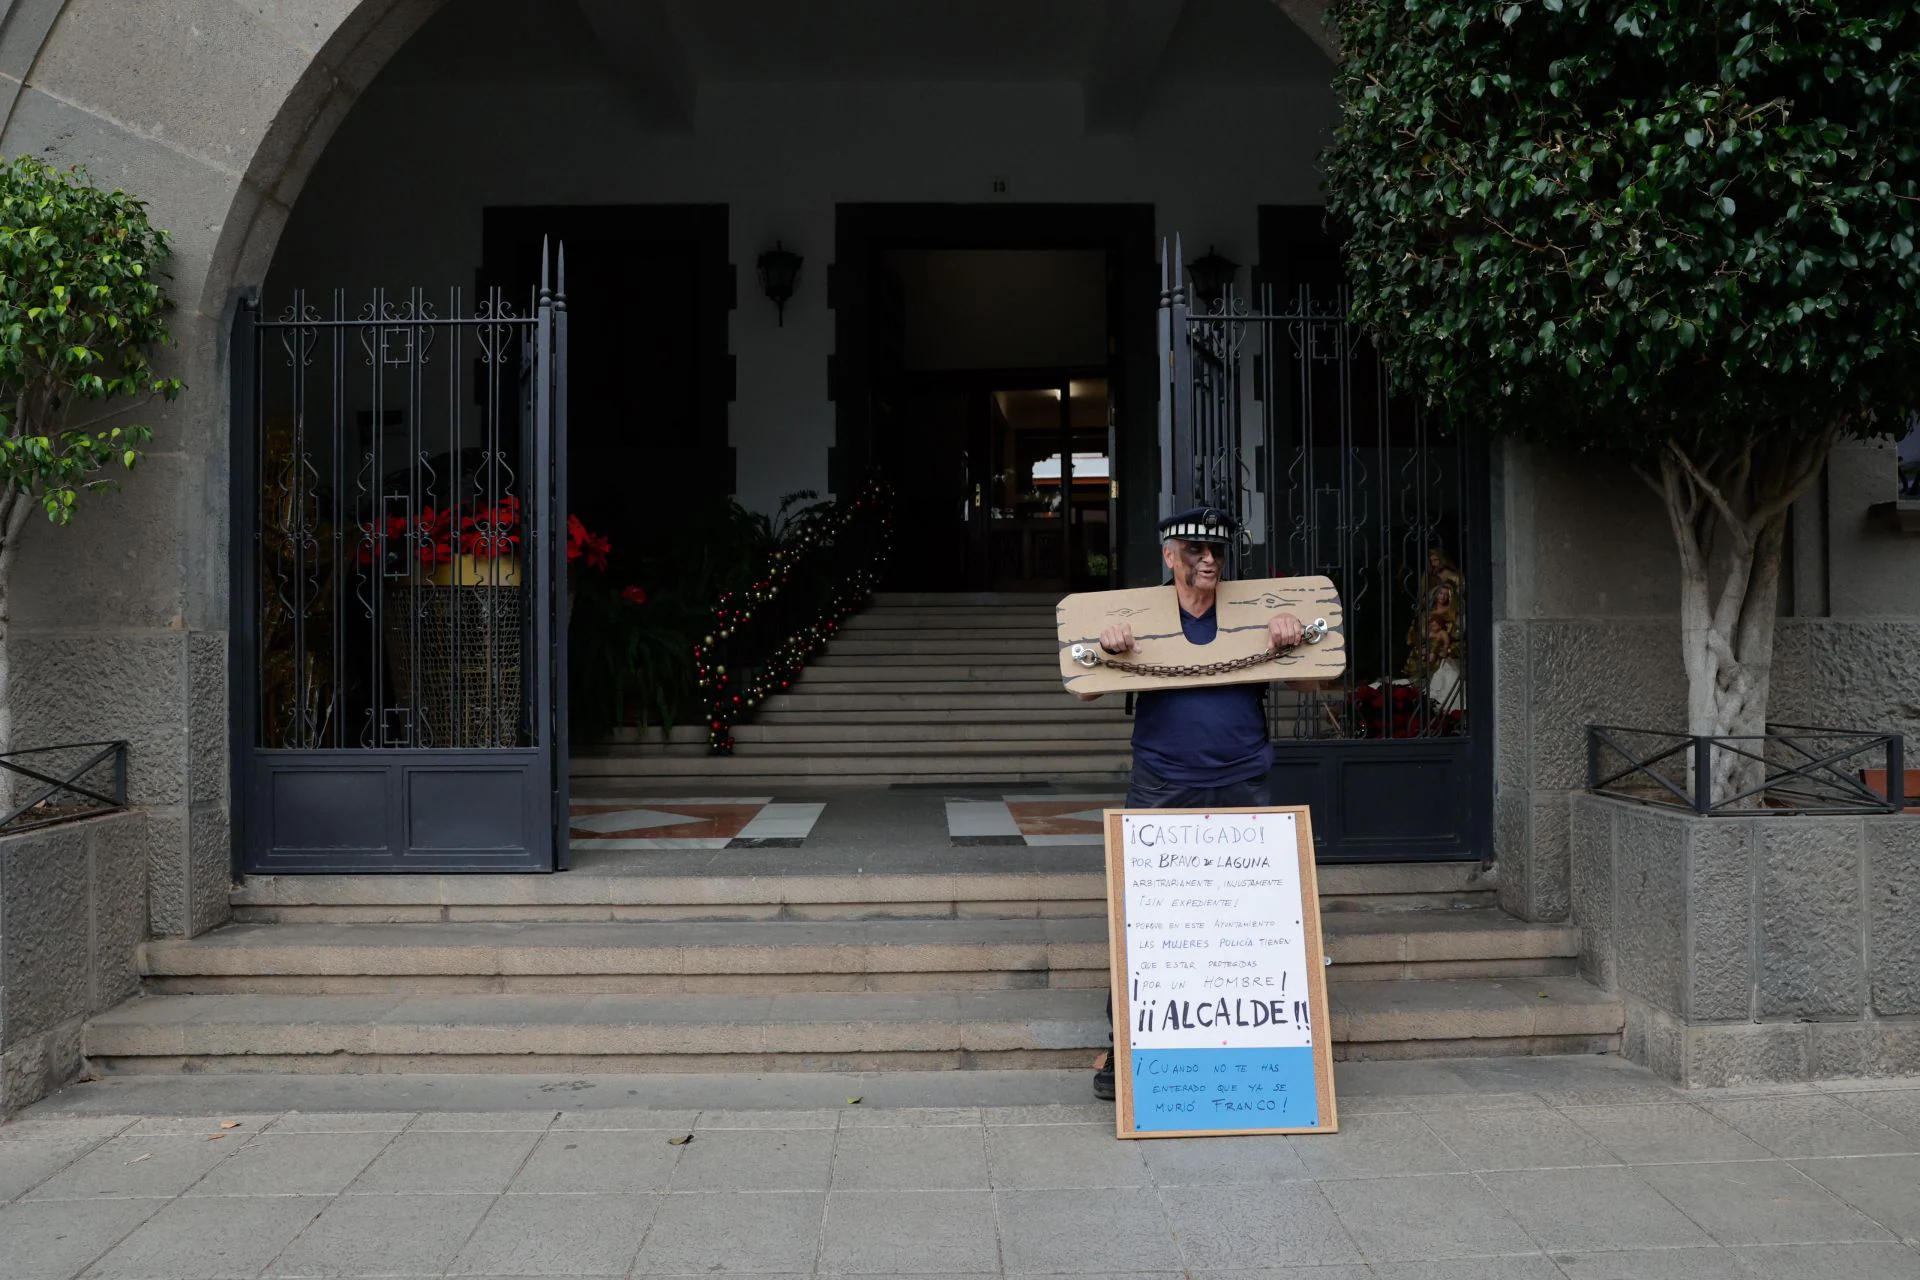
[1652,430,1836,809]
[0,492,28,812]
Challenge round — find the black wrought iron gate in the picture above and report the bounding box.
[232,247,570,873]
[1158,237,1493,863]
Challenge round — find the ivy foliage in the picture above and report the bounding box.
[0,156,181,525]
[1321,1,1920,454]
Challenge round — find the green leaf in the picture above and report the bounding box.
[0,156,177,531]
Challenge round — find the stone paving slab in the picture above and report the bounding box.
[1,1059,1917,1278]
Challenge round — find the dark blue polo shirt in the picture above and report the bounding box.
[1130,604,1272,786]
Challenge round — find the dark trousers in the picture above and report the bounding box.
[1107,767,1273,1047]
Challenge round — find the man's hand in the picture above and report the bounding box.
[1267,614,1305,651]
[1098,622,1137,655]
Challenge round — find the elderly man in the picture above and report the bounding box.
[1079,505,1311,1100]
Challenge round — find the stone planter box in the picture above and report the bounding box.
[0,810,148,1118]
[1572,793,1920,1086]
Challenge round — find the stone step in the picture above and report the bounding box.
[592,738,1116,757]
[569,772,1134,790]
[867,593,1061,609]
[139,911,1580,996]
[751,706,1127,725]
[802,656,1059,675]
[736,721,1128,744]
[830,627,1059,644]
[229,862,1496,924]
[840,612,1059,627]
[83,976,1621,1073]
[759,692,1097,712]
[795,671,1060,689]
[569,751,1132,781]
[666,739,1126,760]
[587,722,1132,753]
[825,637,1067,656]
[685,739,1119,758]
[783,676,1065,694]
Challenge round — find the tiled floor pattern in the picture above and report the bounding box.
[570,798,825,850]
[947,795,1124,847]
[5,1067,1920,1278]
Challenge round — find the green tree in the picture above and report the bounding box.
[0,157,182,761]
[1322,0,1919,803]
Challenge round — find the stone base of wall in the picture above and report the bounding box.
[1,1014,86,1118]
[1622,996,1920,1088]
[0,811,149,1119]
[1573,793,1920,1087]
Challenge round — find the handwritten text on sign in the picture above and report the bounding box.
[1120,810,1320,1132]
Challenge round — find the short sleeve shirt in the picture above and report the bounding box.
[1129,604,1272,787]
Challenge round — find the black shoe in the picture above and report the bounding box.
[1092,1052,1115,1101]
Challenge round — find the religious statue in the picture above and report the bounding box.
[1403,545,1464,711]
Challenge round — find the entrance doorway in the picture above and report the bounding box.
[886,366,1115,594]
[832,204,1160,590]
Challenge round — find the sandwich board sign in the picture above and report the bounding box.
[1104,806,1338,1139]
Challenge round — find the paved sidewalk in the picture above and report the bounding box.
[2,1056,1918,1279]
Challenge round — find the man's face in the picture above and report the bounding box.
[1163,537,1223,589]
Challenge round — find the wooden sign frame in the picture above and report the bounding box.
[1057,577,1347,696]
[1105,805,1338,1140]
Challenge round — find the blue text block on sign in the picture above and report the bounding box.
[1130,1047,1320,1133]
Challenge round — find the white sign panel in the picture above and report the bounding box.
[1107,807,1337,1138]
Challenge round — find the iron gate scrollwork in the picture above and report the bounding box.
[1158,237,1492,862]
[232,247,570,873]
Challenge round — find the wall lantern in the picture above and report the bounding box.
[757,241,803,326]
[1186,245,1239,310]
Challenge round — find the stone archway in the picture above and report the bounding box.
[0,0,456,938]
[0,0,1337,940]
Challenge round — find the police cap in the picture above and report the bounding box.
[1157,506,1238,545]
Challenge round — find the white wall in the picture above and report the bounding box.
[268,2,1338,516]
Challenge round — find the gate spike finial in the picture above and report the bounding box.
[556,241,567,303]
[539,236,551,299]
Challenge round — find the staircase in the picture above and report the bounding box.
[572,593,1133,789]
[85,861,1623,1075]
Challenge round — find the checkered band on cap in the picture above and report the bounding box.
[1158,506,1237,543]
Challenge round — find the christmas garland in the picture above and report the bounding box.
[694,477,895,755]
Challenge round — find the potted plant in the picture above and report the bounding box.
[368,499,606,747]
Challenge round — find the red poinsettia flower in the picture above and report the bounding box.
[566,514,611,571]
[354,512,416,568]
[621,585,648,605]
[461,499,523,559]
[415,507,456,567]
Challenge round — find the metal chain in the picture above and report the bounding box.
[1087,647,1287,679]
[1068,618,1328,678]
